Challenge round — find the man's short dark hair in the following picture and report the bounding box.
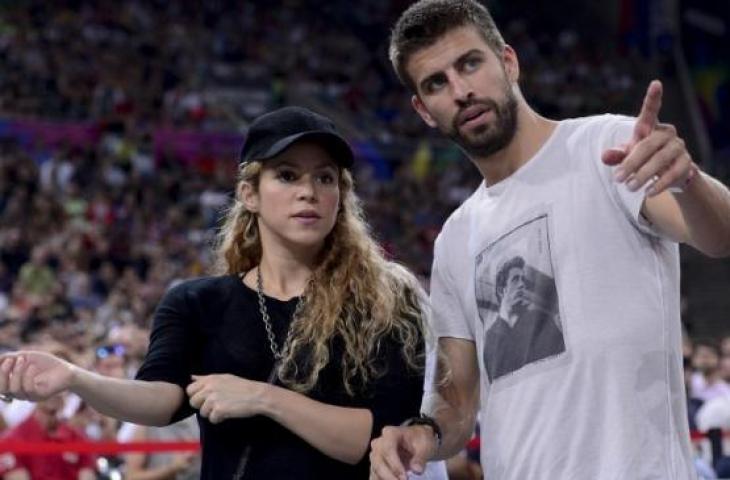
[495,256,525,304]
[389,0,506,92]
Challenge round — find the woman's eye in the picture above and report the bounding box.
[318,173,336,185]
[276,170,297,182]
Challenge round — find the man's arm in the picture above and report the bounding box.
[643,172,730,257]
[426,337,480,459]
[602,80,730,257]
[369,337,480,479]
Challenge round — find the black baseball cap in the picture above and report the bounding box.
[239,106,354,168]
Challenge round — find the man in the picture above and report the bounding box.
[369,1,730,479]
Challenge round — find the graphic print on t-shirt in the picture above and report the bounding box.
[475,214,565,382]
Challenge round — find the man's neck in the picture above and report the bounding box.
[472,105,558,187]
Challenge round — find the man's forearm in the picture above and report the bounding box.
[422,337,481,460]
[677,170,730,257]
[424,387,479,459]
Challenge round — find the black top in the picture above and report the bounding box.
[135,275,424,479]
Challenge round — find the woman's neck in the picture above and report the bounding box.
[250,253,314,301]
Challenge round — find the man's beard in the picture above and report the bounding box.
[447,83,519,158]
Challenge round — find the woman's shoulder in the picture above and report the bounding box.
[162,274,240,303]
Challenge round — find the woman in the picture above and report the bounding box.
[0,107,427,479]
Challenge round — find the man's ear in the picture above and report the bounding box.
[502,44,520,84]
[411,94,438,128]
[240,182,259,212]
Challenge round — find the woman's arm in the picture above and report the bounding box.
[187,374,372,465]
[263,385,373,465]
[0,351,183,426]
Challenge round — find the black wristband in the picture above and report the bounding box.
[401,413,442,449]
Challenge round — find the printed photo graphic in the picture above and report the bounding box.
[475,214,565,382]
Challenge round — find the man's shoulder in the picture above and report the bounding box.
[434,186,485,248]
[564,113,633,129]
[561,114,635,148]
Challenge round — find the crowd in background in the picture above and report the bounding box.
[0,0,728,479]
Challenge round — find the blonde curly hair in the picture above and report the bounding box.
[214,160,425,395]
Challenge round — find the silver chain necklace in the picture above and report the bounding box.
[244,268,304,361]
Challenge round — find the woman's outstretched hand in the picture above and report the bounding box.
[0,351,77,402]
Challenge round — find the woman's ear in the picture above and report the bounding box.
[240,182,259,213]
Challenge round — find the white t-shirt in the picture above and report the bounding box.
[429,115,694,479]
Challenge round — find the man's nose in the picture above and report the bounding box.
[450,73,474,104]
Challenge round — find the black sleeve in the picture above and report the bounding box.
[135,282,196,423]
[366,336,425,441]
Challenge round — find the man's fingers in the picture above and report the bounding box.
[369,449,406,480]
[370,430,409,480]
[625,139,683,192]
[614,127,672,183]
[405,435,434,474]
[602,146,628,166]
[407,449,429,474]
[605,81,663,167]
[369,459,402,480]
[633,80,663,141]
[647,153,692,197]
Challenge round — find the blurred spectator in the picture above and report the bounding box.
[123,417,200,480]
[0,395,96,480]
[691,340,730,402]
[16,246,55,299]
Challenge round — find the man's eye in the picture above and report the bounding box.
[425,77,447,93]
[463,58,481,72]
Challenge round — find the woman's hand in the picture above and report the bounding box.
[0,351,77,402]
[186,374,269,424]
